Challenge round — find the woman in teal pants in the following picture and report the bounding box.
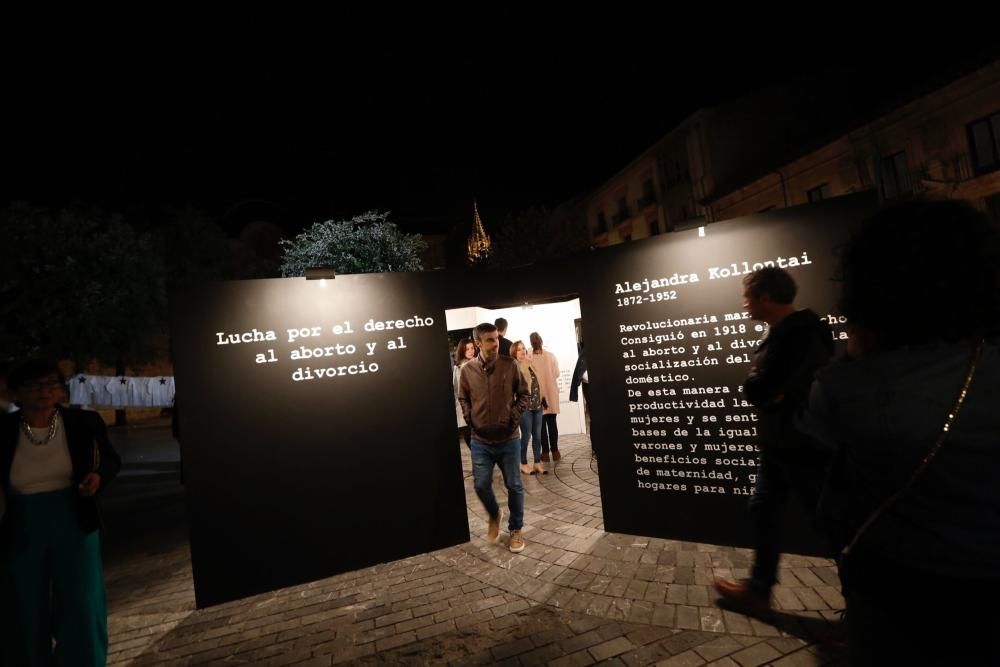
[1,360,121,666]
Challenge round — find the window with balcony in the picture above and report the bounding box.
[807,183,833,203]
[617,196,630,221]
[594,211,607,234]
[880,151,913,199]
[968,111,1000,175]
[638,179,656,208]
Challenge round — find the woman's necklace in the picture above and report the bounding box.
[21,411,58,446]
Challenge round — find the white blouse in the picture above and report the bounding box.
[10,415,74,494]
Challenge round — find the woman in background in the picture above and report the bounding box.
[512,341,547,475]
[1,359,121,666]
[453,338,476,447]
[530,332,561,461]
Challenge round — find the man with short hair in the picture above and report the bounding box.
[713,267,833,618]
[494,318,512,357]
[459,323,530,552]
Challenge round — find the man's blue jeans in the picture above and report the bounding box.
[470,438,524,531]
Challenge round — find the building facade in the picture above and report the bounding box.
[580,59,1000,247]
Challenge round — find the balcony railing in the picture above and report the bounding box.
[636,194,657,210]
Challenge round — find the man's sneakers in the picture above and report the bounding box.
[487,511,502,543]
[487,512,525,552]
[712,578,773,619]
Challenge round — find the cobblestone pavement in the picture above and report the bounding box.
[104,432,847,665]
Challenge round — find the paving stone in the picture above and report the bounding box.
[655,649,707,666]
[676,605,701,630]
[589,636,636,662]
[693,635,744,662]
[729,641,782,666]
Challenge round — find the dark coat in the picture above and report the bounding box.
[744,309,833,451]
[1,406,121,534]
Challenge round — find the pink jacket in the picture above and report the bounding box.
[530,350,560,415]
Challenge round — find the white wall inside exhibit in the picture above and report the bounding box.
[446,299,585,435]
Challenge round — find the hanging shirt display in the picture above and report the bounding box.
[105,377,133,408]
[67,374,96,406]
[148,376,176,407]
[131,377,153,406]
[91,376,114,407]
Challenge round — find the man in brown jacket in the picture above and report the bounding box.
[458,323,530,552]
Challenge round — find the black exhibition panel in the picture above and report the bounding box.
[576,193,875,554]
[172,271,469,607]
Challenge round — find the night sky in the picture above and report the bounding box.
[4,19,996,236]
